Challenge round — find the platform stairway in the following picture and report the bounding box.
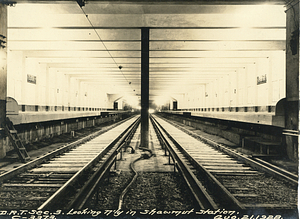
[4,117,30,163]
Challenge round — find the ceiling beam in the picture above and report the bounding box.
[5,0,286,5]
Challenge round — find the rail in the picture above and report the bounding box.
[0,116,136,184]
[158,114,298,186]
[150,115,218,209]
[65,117,141,210]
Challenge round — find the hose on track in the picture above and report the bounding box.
[117,151,153,210]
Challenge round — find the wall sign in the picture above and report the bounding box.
[6,97,19,115]
[257,74,267,85]
[27,74,36,84]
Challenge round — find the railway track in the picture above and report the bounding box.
[151,114,298,209]
[151,115,218,209]
[0,116,140,210]
[0,113,297,211]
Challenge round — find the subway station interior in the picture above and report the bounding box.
[0,0,299,215]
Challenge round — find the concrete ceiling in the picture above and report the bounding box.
[6,0,286,106]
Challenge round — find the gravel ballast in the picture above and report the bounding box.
[88,171,197,210]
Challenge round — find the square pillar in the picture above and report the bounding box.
[285,0,299,161]
[0,3,7,158]
[140,27,149,148]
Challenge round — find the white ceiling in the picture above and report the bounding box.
[7,0,286,104]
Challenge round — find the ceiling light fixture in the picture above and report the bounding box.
[76,0,85,7]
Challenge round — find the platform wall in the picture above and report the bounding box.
[160,112,284,155]
[7,51,112,111]
[3,112,133,157]
[171,51,285,111]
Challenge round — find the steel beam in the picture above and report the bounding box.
[0,4,7,158]
[285,0,299,161]
[140,27,149,148]
[2,0,286,5]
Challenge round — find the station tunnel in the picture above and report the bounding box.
[0,0,299,164]
[0,0,298,161]
[0,0,299,213]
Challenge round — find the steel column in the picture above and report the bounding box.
[285,0,299,161]
[140,27,149,148]
[0,4,7,159]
